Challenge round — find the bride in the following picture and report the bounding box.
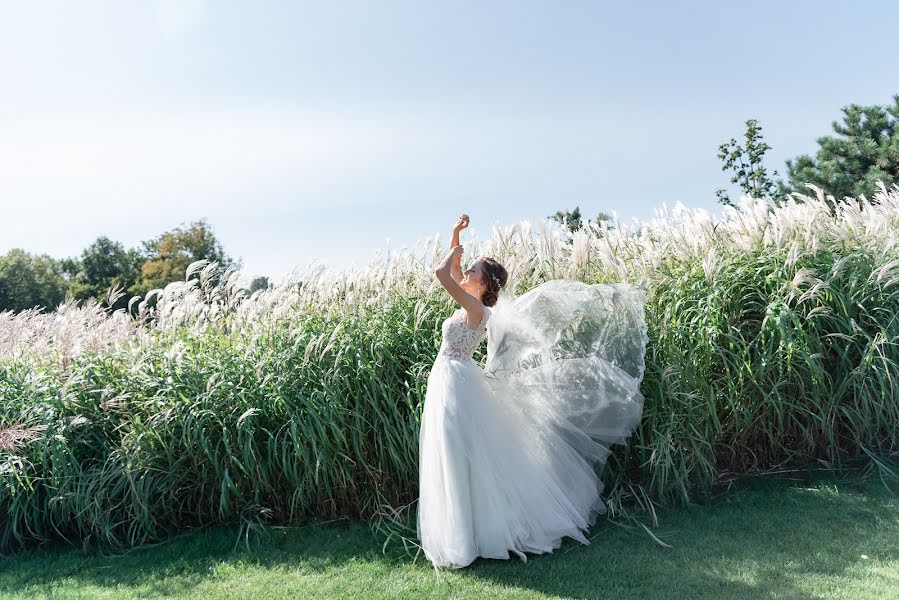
[416,213,649,570]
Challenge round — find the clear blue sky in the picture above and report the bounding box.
[2,0,897,284]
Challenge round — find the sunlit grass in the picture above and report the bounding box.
[1,475,896,599]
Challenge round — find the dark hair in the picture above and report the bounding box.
[480,257,508,307]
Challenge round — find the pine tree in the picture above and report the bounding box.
[779,94,899,203]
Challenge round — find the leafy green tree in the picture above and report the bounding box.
[716,119,779,207]
[136,218,241,294]
[0,249,69,313]
[61,237,143,311]
[550,206,584,232]
[780,95,899,202]
[550,207,616,234]
[249,276,270,293]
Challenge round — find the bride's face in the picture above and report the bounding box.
[461,260,486,298]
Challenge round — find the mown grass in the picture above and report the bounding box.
[1,473,896,599]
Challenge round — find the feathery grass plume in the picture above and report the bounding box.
[0,423,46,452]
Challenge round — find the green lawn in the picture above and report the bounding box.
[2,475,897,600]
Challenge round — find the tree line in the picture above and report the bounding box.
[0,219,270,314]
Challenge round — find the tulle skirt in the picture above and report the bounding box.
[416,354,629,570]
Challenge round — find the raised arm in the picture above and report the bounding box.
[449,214,469,284]
[435,244,484,327]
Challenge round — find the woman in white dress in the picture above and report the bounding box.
[416,214,648,570]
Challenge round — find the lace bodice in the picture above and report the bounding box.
[437,306,491,362]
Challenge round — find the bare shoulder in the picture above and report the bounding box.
[462,304,488,330]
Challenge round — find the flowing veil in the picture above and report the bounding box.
[483,279,649,469]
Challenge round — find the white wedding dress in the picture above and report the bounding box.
[416,279,648,570]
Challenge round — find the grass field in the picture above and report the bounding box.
[2,473,896,599]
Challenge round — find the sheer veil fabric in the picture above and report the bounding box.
[416,279,649,570]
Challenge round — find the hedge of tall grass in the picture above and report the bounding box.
[2,184,899,553]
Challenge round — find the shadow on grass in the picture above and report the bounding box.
[0,516,392,598]
[1,474,897,599]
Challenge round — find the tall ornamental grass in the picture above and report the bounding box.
[2,183,899,553]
